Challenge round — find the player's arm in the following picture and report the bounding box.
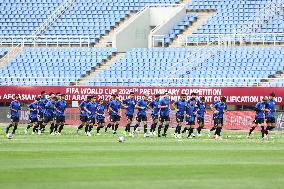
[121,100,128,109]
[158,100,167,109]
[84,105,91,114]
[173,101,178,111]
[147,101,153,110]
[54,101,61,112]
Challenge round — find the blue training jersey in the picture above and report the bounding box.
[10,100,21,118]
[44,100,55,117]
[265,99,275,118]
[186,101,195,122]
[86,102,97,118]
[214,102,227,118]
[96,104,105,120]
[197,102,206,118]
[149,100,159,116]
[54,100,67,117]
[174,99,187,117]
[28,103,38,119]
[137,99,147,116]
[255,102,265,119]
[159,97,170,117]
[79,101,88,117]
[212,100,220,118]
[38,97,47,113]
[123,98,136,116]
[108,100,121,116]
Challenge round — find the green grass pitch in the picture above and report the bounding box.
[1,125,284,189]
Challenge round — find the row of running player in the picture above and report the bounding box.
[5,91,276,140]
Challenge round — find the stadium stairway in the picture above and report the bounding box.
[77,52,126,85]
[94,12,137,48]
[0,46,23,68]
[169,11,215,47]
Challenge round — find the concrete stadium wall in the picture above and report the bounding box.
[114,8,151,52]
[149,5,186,47]
[114,6,182,52]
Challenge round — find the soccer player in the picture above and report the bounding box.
[96,98,105,135]
[105,94,116,132]
[134,93,149,137]
[37,91,47,134]
[264,92,276,138]
[148,94,160,136]
[77,96,91,134]
[54,94,67,135]
[158,92,171,137]
[196,97,206,136]
[108,94,121,134]
[86,96,97,136]
[25,97,40,134]
[39,96,57,134]
[6,94,21,136]
[173,94,187,138]
[208,98,220,137]
[122,92,137,136]
[184,98,196,138]
[248,97,268,139]
[212,97,227,140]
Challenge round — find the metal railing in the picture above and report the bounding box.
[182,33,284,46]
[32,0,77,39]
[1,77,284,87]
[0,35,95,47]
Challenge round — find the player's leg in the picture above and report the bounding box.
[113,117,120,134]
[77,115,86,132]
[158,117,164,137]
[182,116,189,134]
[215,118,223,139]
[248,118,258,138]
[87,118,95,135]
[11,117,19,135]
[175,116,183,138]
[50,117,55,134]
[124,115,132,135]
[260,118,267,139]
[54,117,60,134]
[196,118,204,136]
[209,117,218,138]
[49,119,55,135]
[265,117,275,137]
[150,115,158,136]
[25,118,32,134]
[96,120,104,135]
[37,113,44,133]
[58,116,65,134]
[174,116,180,137]
[105,117,112,132]
[32,121,38,134]
[143,116,148,137]
[6,118,15,134]
[162,117,170,137]
[187,122,195,138]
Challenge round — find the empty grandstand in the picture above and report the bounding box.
[0,0,283,87]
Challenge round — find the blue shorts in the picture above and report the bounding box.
[11,116,19,122]
[176,115,184,123]
[151,114,158,121]
[29,117,38,123]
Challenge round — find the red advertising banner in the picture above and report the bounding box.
[9,108,255,130]
[64,110,256,130]
[0,86,283,105]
